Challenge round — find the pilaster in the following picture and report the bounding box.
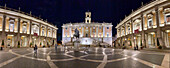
[156,7,166,48]
[141,14,146,48]
[1,15,6,47]
[39,24,41,47]
[29,21,32,47]
[16,18,21,47]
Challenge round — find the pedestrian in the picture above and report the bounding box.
[136,44,138,50]
[55,44,58,51]
[134,46,136,50]
[34,44,38,53]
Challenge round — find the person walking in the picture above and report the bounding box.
[136,44,138,50]
[34,44,38,53]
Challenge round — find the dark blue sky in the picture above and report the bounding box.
[0,0,150,41]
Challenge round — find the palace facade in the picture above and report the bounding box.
[116,0,170,49]
[0,6,58,47]
[62,12,113,46]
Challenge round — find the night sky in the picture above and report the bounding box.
[0,0,150,41]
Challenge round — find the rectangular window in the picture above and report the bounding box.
[49,31,51,37]
[166,15,170,23]
[22,26,27,33]
[99,27,101,29]
[122,30,124,36]
[128,26,130,34]
[148,19,153,28]
[9,19,15,32]
[93,27,95,29]
[107,33,109,37]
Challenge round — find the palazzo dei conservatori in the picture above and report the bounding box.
[62,12,113,46]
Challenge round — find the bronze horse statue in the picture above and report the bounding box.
[73,28,79,39]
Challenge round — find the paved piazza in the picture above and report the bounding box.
[0,46,169,68]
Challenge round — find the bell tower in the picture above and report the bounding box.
[85,11,91,23]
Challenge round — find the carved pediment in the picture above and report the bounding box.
[164,8,170,14]
[147,14,153,19]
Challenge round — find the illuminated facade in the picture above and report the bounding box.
[0,7,58,47]
[62,12,113,46]
[116,0,170,49]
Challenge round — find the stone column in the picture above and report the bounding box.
[155,33,157,47]
[62,27,64,44]
[131,19,135,48]
[1,15,6,47]
[16,18,21,47]
[70,26,72,37]
[119,26,122,46]
[82,26,84,37]
[124,24,126,36]
[141,14,146,48]
[51,28,53,46]
[155,7,166,48]
[90,26,92,37]
[103,26,105,37]
[145,33,149,48]
[110,26,112,37]
[96,26,98,37]
[29,21,32,47]
[46,26,48,46]
[117,29,119,37]
[38,24,41,47]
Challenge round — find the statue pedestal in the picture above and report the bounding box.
[74,41,80,51]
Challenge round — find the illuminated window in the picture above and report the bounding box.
[22,25,27,33]
[148,19,153,28]
[107,33,109,37]
[93,27,95,29]
[99,27,101,29]
[128,26,130,34]
[9,19,14,32]
[166,15,170,23]
[42,29,44,36]
[86,27,88,29]
[32,24,39,35]
[48,30,51,37]
[122,29,124,35]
